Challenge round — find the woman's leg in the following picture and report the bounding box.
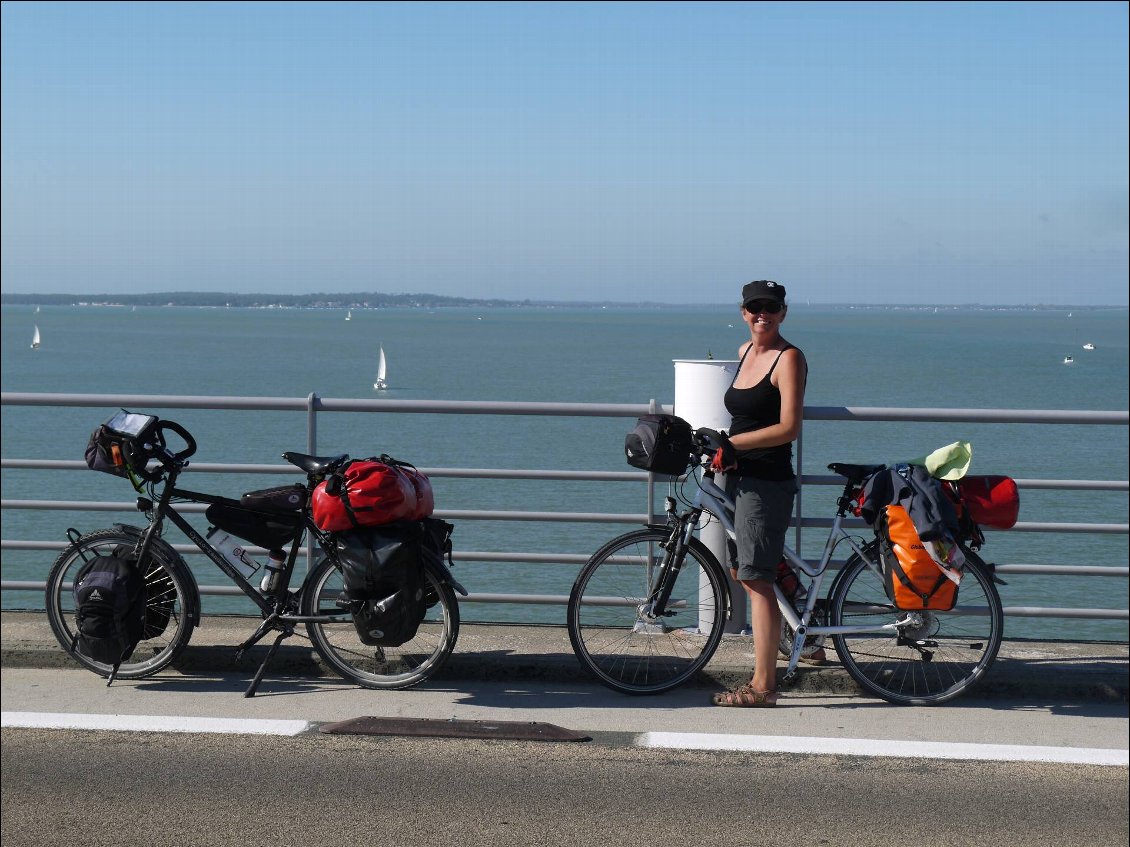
[743,578,781,695]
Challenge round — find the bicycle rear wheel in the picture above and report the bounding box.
[567,527,728,695]
[45,527,196,679]
[829,544,1003,705]
[303,556,459,690]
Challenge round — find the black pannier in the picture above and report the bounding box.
[334,522,428,647]
[204,501,302,551]
[624,414,694,477]
[72,544,147,667]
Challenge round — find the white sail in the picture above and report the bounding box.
[345,310,352,321]
[31,325,41,349]
[374,346,388,389]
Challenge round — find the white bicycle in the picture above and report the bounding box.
[566,429,1004,705]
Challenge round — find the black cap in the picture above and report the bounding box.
[742,280,786,306]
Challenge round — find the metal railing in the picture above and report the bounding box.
[2,391,1128,631]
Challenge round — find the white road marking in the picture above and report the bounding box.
[1,711,311,736]
[4,712,1126,766]
[639,731,1129,766]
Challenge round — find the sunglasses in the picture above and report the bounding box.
[744,300,784,314]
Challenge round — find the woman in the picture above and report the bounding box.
[712,279,807,707]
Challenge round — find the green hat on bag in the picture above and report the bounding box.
[908,441,973,480]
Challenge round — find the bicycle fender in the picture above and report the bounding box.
[111,522,202,626]
[427,557,468,597]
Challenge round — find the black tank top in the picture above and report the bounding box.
[724,344,796,481]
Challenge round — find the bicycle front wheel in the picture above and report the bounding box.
[303,556,459,690]
[829,546,1003,705]
[567,527,729,695]
[45,527,196,679]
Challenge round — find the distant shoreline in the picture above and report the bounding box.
[1,293,1123,311]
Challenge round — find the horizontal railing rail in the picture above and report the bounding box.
[2,391,1127,630]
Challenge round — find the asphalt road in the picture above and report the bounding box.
[3,725,1127,847]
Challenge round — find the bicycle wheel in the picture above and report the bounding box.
[303,556,459,690]
[829,545,1003,705]
[45,527,196,679]
[567,527,729,695]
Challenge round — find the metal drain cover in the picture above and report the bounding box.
[319,716,590,742]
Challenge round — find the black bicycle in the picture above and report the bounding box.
[46,411,466,696]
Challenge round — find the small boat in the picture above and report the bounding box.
[373,346,388,390]
[1083,342,1095,350]
[345,310,352,321]
[1063,355,1074,365]
[31,325,41,349]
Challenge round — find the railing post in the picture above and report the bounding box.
[304,393,319,577]
[673,358,747,634]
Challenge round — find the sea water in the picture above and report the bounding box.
[2,302,1127,640]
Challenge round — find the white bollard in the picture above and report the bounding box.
[673,359,748,635]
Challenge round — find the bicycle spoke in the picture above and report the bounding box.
[831,549,1003,705]
[568,528,727,695]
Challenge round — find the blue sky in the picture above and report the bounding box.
[1,1,1127,305]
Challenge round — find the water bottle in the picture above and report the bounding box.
[260,550,287,594]
[775,559,805,606]
[206,527,261,579]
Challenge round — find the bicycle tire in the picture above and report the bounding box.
[829,545,1003,705]
[45,527,196,679]
[302,556,459,690]
[567,527,729,695]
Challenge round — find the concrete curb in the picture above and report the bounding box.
[3,610,1126,702]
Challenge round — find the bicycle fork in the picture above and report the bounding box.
[639,512,699,626]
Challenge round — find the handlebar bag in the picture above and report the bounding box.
[955,475,1019,529]
[625,414,693,477]
[878,505,960,611]
[85,419,159,479]
[334,522,427,647]
[311,460,418,532]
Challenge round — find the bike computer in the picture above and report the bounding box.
[104,410,158,438]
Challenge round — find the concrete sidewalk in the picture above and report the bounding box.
[2,610,1126,702]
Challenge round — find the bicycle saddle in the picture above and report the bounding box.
[827,462,886,484]
[283,451,349,476]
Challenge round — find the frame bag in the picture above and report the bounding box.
[624,414,694,477]
[878,505,960,611]
[72,544,147,666]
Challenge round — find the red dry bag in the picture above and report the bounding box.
[956,475,1019,529]
[311,460,417,532]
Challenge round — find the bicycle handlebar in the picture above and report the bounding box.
[135,419,197,479]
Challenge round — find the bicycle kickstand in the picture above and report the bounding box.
[244,629,294,698]
[235,615,293,698]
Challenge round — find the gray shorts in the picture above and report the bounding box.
[728,475,797,582]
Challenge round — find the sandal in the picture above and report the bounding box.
[711,685,778,707]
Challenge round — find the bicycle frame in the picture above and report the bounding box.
[678,465,911,675]
[134,464,352,625]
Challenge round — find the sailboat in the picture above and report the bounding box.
[345,310,352,321]
[373,346,388,390]
[31,325,41,349]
